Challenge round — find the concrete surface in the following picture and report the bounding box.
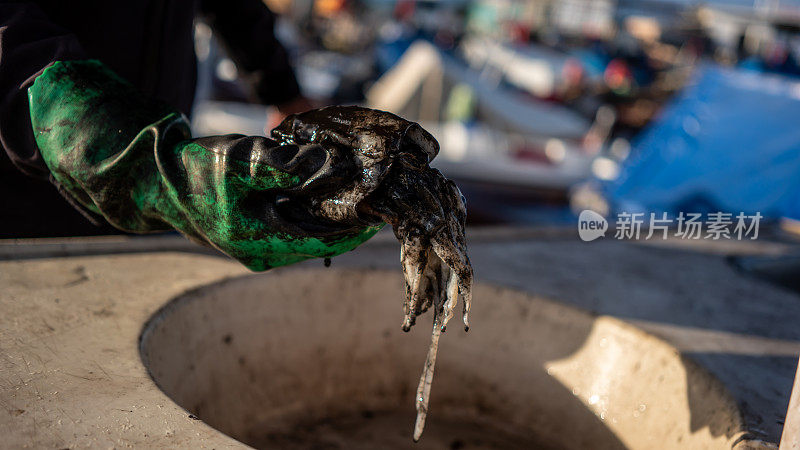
[0,253,247,448]
[1,228,799,448]
[140,269,747,449]
[781,358,800,449]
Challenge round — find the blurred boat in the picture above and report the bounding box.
[367,40,593,197]
[367,40,591,140]
[459,37,597,100]
[424,120,591,223]
[423,121,590,192]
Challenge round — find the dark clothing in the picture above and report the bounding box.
[0,0,300,237]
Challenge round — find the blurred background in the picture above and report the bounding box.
[192,0,800,229]
[6,3,800,445]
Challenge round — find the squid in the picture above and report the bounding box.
[273,106,474,441]
[371,159,473,441]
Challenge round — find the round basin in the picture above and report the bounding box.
[139,268,745,449]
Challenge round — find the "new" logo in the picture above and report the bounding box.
[578,210,608,241]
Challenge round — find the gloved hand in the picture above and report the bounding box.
[28,60,383,271]
[271,106,440,226]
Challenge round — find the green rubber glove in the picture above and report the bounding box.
[28,60,383,271]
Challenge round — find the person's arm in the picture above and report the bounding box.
[0,2,86,178]
[29,60,382,271]
[199,0,302,107]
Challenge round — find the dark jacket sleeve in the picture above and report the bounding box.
[199,0,301,106]
[0,2,86,178]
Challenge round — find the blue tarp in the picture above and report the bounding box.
[605,65,800,220]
